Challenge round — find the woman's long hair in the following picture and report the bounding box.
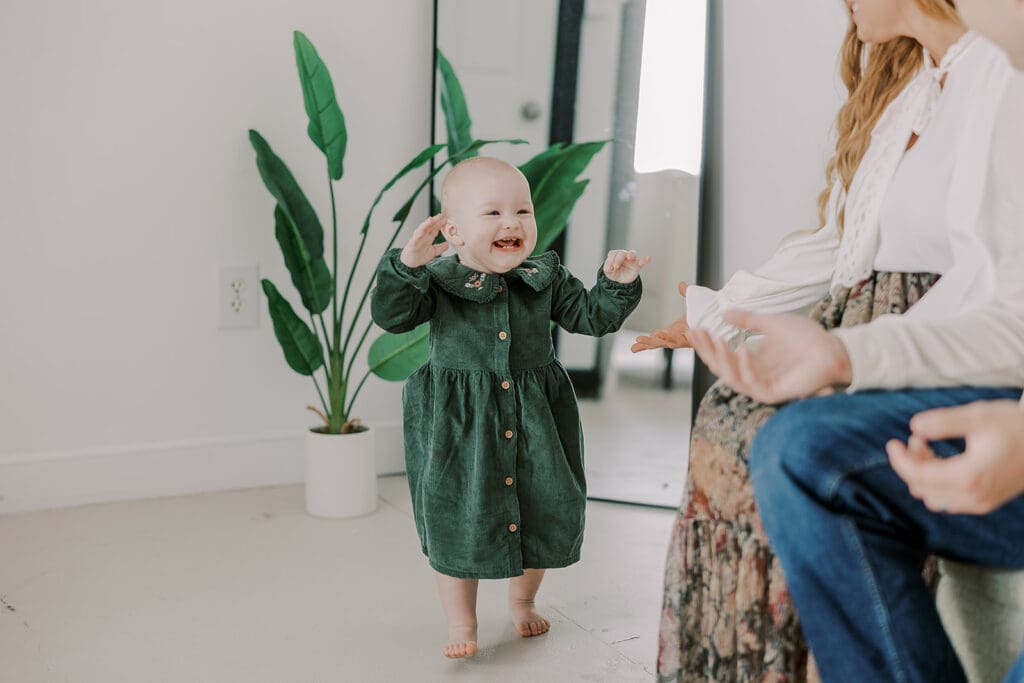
[818,0,962,234]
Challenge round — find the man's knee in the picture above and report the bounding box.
[751,394,900,501]
[750,398,834,482]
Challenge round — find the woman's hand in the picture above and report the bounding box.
[400,214,449,268]
[631,282,692,352]
[887,400,1024,515]
[631,316,693,352]
[603,249,651,283]
[688,309,852,404]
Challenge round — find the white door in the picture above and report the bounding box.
[434,0,559,167]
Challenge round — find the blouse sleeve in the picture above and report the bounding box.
[370,248,436,333]
[550,266,642,337]
[686,211,841,343]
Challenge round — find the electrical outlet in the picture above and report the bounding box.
[219,265,260,329]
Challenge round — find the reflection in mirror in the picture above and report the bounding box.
[435,0,707,507]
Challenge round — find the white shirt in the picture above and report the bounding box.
[874,92,959,274]
[686,35,1024,391]
[834,68,1024,391]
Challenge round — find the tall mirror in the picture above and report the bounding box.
[434,0,707,507]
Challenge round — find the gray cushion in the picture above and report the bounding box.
[937,559,1024,683]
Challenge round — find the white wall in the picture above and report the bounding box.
[712,0,849,281]
[0,0,433,512]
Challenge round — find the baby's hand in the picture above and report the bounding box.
[400,214,449,268]
[603,249,651,283]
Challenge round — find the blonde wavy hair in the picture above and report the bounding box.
[818,0,962,234]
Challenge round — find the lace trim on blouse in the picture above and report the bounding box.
[831,31,979,288]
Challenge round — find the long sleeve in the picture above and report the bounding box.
[370,248,436,333]
[550,266,642,337]
[834,74,1024,391]
[687,215,841,342]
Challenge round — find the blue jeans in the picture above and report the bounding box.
[749,387,1024,683]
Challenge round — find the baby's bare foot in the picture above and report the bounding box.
[443,624,478,658]
[510,600,550,637]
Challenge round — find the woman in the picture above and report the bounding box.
[688,0,1024,678]
[633,1,1016,680]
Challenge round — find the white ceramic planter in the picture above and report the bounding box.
[304,427,377,518]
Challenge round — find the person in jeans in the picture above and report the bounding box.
[688,0,1024,679]
[633,0,1020,679]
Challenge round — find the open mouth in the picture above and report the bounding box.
[493,237,523,250]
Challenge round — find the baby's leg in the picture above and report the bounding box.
[508,568,550,637]
[435,572,479,658]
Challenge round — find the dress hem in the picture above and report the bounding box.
[426,551,582,579]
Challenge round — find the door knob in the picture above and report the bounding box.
[520,100,543,121]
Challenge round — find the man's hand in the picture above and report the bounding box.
[688,309,852,404]
[887,400,1024,515]
[400,214,449,268]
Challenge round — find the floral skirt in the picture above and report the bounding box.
[657,272,940,683]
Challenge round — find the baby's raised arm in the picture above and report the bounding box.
[400,214,449,268]
[371,215,449,333]
[602,249,652,284]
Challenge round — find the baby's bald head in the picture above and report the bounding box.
[440,157,530,216]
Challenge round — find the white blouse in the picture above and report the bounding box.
[834,68,1024,391]
[874,89,959,274]
[686,34,1024,391]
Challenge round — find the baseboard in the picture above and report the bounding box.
[0,423,406,515]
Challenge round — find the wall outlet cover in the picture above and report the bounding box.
[219,264,260,329]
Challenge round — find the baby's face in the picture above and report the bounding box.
[443,166,538,274]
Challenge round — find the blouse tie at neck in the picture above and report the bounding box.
[913,32,978,136]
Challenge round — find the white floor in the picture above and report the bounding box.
[0,476,676,682]
[579,332,693,508]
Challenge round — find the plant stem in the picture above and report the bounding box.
[307,312,331,416]
[344,368,372,418]
[325,171,348,433]
[344,319,374,385]
[329,174,340,354]
[310,368,330,419]
[328,350,345,432]
[338,219,369,342]
[317,315,331,353]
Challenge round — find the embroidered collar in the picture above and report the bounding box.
[425,251,560,302]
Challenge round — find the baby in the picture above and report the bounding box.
[371,156,649,658]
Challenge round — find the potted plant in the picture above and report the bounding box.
[250,32,606,518]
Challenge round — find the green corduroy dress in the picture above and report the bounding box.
[371,248,641,579]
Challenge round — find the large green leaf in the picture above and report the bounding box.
[368,324,430,381]
[519,141,608,252]
[294,31,347,180]
[361,143,445,234]
[437,50,474,158]
[520,140,607,200]
[534,179,589,253]
[262,279,324,376]
[273,205,332,314]
[249,130,325,261]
